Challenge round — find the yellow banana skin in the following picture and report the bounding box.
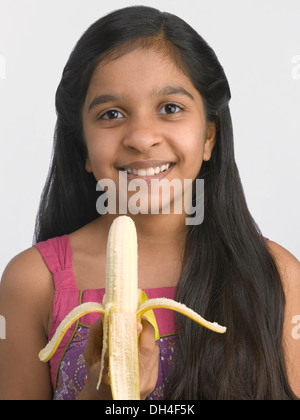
[38,302,105,362]
[39,216,226,400]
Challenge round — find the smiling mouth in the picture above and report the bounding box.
[117,162,175,177]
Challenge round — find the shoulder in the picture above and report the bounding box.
[266,240,300,291]
[0,246,54,333]
[0,248,54,399]
[1,246,53,292]
[266,240,300,323]
[266,240,300,398]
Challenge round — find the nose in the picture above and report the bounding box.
[123,115,161,153]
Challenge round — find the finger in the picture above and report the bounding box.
[139,322,160,400]
[139,318,157,358]
[137,321,143,336]
[84,316,111,388]
[84,316,104,365]
[140,348,160,400]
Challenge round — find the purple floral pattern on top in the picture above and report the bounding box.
[53,325,176,400]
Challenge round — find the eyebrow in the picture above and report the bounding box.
[153,86,194,101]
[88,85,194,112]
[88,94,121,112]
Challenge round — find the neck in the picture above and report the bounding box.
[135,213,187,248]
[89,213,187,289]
[96,212,187,252]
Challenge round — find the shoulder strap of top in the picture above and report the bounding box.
[34,235,77,291]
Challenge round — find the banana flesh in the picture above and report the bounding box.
[39,216,226,399]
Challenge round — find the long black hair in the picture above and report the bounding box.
[34,6,296,399]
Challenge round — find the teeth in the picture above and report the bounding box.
[126,163,170,176]
[146,167,155,176]
[137,169,147,176]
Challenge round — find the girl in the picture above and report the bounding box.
[0,6,299,400]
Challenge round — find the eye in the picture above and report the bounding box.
[159,103,183,115]
[99,109,124,120]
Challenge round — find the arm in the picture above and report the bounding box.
[0,248,54,400]
[267,241,300,398]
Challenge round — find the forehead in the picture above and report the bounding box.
[85,47,198,99]
[97,35,190,75]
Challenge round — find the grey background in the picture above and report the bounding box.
[0,0,299,279]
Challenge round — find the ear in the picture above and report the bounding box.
[203,123,216,162]
[85,157,93,173]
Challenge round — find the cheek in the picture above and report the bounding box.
[85,132,116,179]
[173,124,206,172]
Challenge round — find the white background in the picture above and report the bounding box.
[0,0,299,279]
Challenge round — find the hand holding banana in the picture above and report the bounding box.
[82,315,160,400]
[39,216,226,400]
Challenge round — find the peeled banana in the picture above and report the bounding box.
[39,216,226,400]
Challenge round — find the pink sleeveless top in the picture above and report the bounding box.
[34,235,177,400]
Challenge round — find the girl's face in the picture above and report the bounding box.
[82,47,215,214]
